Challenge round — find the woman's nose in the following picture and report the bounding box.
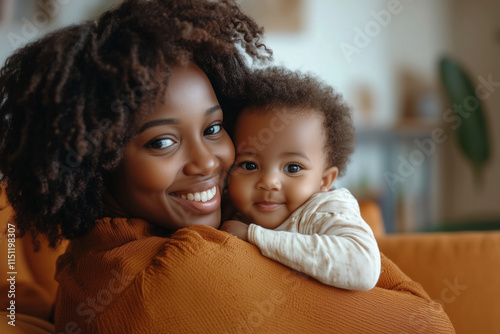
[256,170,281,191]
[183,142,219,176]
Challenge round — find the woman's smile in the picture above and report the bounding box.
[170,185,220,214]
[173,186,217,202]
[169,178,221,215]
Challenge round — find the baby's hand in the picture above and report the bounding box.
[220,220,249,242]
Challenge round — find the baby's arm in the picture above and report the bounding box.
[248,189,381,290]
[219,220,248,241]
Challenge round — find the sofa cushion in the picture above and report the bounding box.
[378,231,500,333]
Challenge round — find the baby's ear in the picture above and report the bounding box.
[320,166,338,191]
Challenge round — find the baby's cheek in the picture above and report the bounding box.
[227,176,250,212]
[286,186,316,213]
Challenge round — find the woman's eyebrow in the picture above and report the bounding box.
[138,119,178,134]
[138,105,221,134]
[206,105,222,115]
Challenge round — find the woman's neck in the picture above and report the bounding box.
[102,189,174,237]
[102,189,130,218]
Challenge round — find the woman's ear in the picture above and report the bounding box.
[320,166,338,191]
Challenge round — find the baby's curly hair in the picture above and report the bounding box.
[233,67,355,176]
[0,0,271,248]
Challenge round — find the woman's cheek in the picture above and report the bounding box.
[127,155,176,191]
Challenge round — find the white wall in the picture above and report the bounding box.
[261,0,396,127]
[0,0,121,66]
[260,0,454,125]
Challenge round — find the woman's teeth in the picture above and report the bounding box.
[179,186,216,202]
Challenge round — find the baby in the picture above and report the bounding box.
[220,67,381,290]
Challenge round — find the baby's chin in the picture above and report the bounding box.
[249,215,285,230]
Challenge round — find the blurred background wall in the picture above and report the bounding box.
[1,0,499,233]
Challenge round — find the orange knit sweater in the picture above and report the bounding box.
[54,218,454,333]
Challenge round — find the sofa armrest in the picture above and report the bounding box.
[359,199,386,237]
[377,231,500,333]
[1,188,67,322]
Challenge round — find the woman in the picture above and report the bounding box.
[0,0,454,332]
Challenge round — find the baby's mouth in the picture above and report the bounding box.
[172,186,217,203]
[254,201,283,212]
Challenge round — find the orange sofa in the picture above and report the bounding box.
[1,190,498,333]
[361,202,500,334]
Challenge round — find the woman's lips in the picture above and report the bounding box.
[254,202,283,212]
[170,186,220,215]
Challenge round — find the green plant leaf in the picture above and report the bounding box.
[439,56,490,184]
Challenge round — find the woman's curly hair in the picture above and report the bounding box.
[233,67,355,176]
[0,0,271,248]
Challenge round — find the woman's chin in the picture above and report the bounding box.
[148,210,221,236]
[163,209,222,231]
[191,211,222,229]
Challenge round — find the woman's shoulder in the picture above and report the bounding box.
[57,219,233,277]
[57,220,236,281]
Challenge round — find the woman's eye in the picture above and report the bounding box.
[204,124,222,136]
[239,161,258,171]
[284,164,302,173]
[146,138,175,150]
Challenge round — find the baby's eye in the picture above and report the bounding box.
[238,161,258,171]
[204,124,222,136]
[146,138,175,150]
[284,164,302,173]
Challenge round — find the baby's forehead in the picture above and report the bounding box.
[240,104,321,117]
[237,104,319,126]
[236,105,325,133]
[234,106,328,159]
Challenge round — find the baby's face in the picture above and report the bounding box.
[228,107,337,229]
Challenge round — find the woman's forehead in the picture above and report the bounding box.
[135,64,219,127]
